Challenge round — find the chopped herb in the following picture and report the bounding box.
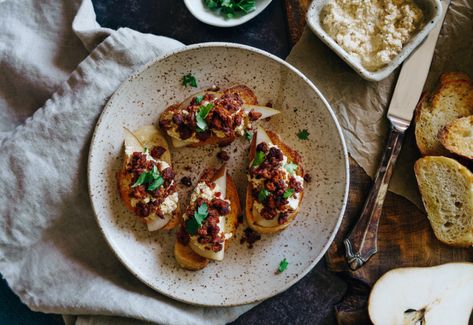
[297,129,310,140]
[143,147,148,153]
[194,95,204,104]
[182,73,197,87]
[278,258,288,273]
[131,165,164,191]
[244,130,253,141]
[147,176,164,191]
[258,189,270,202]
[196,103,214,132]
[284,162,298,174]
[252,151,265,166]
[186,203,209,235]
[204,0,256,19]
[282,188,295,199]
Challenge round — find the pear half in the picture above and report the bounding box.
[368,263,473,325]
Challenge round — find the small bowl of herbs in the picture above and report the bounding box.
[183,0,273,27]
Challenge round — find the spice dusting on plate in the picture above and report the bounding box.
[321,0,424,71]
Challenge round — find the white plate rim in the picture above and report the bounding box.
[87,42,350,306]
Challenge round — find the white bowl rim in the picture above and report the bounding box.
[183,0,273,28]
[87,42,350,306]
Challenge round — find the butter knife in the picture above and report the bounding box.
[343,0,450,271]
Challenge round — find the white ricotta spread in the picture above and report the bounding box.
[321,0,424,71]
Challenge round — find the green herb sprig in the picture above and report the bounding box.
[186,203,209,235]
[183,73,197,88]
[282,188,295,199]
[131,165,164,191]
[196,103,214,132]
[258,189,270,202]
[252,151,265,166]
[297,129,310,140]
[204,0,256,18]
[277,258,288,273]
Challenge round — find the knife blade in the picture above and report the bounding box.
[388,0,450,131]
[343,0,451,270]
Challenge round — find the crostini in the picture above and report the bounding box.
[245,126,304,234]
[175,165,240,270]
[158,85,279,148]
[117,125,179,231]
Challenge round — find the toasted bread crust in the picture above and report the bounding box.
[159,85,258,148]
[246,130,304,234]
[174,167,241,270]
[117,126,178,230]
[415,72,473,156]
[438,115,473,160]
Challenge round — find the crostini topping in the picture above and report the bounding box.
[249,142,304,225]
[159,91,262,144]
[183,173,231,253]
[126,149,178,221]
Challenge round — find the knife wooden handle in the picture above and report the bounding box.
[343,126,404,270]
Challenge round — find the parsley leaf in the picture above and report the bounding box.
[131,165,164,191]
[258,189,270,202]
[244,130,253,141]
[194,95,204,104]
[252,151,265,166]
[185,203,209,235]
[297,129,310,140]
[182,73,197,88]
[282,188,295,199]
[284,162,298,174]
[204,0,256,18]
[278,258,288,273]
[196,103,214,132]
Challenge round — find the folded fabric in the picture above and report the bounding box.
[0,0,253,324]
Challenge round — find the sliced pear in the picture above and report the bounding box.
[123,127,144,156]
[242,104,280,119]
[188,166,227,262]
[368,263,473,325]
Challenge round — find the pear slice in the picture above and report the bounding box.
[242,104,280,119]
[188,166,227,261]
[368,263,473,325]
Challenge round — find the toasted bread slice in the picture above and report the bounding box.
[117,125,179,231]
[246,127,304,234]
[438,115,473,160]
[414,156,473,247]
[415,73,473,156]
[174,166,241,270]
[159,85,279,148]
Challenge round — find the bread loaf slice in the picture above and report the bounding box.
[414,156,473,247]
[415,73,473,156]
[439,115,473,159]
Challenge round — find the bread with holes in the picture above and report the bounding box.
[414,156,473,247]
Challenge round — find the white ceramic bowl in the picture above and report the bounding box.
[306,0,442,81]
[88,43,349,306]
[183,0,273,27]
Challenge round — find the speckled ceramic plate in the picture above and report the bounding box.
[88,43,349,306]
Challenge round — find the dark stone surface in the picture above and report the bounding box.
[1,1,347,324]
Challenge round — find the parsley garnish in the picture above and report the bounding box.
[252,151,265,166]
[131,165,164,191]
[297,129,310,140]
[143,147,148,154]
[204,0,256,18]
[244,130,253,141]
[284,162,298,174]
[196,103,214,132]
[194,95,204,104]
[282,188,295,199]
[278,258,288,273]
[258,189,270,202]
[185,203,209,235]
[182,73,197,88]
